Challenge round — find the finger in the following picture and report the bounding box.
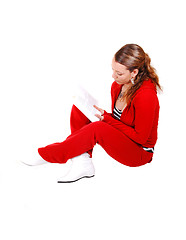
[93,105,100,111]
[95,114,101,120]
[93,105,104,114]
[95,114,104,121]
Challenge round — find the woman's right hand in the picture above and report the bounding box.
[93,105,104,121]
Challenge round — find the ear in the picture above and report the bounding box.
[132,69,139,78]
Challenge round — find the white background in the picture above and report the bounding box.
[0,0,186,239]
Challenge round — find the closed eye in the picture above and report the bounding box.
[112,68,123,76]
[117,73,123,76]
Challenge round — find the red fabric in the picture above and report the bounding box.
[38,79,159,167]
[103,79,160,147]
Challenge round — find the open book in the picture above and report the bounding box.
[73,85,100,122]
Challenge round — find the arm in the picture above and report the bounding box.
[102,89,159,145]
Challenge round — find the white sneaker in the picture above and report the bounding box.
[21,150,48,166]
[57,153,95,183]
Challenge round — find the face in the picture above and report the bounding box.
[111,58,138,85]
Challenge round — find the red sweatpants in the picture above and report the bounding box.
[38,105,152,167]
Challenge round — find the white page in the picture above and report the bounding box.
[73,85,100,122]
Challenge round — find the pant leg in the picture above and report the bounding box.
[70,105,91,134]
[70,104,93,157]
[38,121,152,167]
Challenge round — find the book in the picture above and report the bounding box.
[72,85,100,122]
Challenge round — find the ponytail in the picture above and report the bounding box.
[144,53,162,92]
[115,44,162,104]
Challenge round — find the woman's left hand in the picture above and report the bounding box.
[93,105,104,121]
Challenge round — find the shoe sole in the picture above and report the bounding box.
[57,175,95,183]
[20,160,48,166]
[20,163,47,166]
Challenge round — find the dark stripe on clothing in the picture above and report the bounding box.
[142,147,154,153]
[113,106,122,120]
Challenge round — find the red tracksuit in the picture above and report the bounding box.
[38,79,160,167]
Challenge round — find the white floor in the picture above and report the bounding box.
[1,140,186,240]
[1,1,186,239]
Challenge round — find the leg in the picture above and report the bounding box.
[70,105,93,157]
[70,105,91,134]
[38,121,152,167]
[22,105,93,167]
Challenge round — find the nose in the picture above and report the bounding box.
[112,71,116,79]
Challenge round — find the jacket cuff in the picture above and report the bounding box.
[102,112,113,122]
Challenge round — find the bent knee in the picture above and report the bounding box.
[91,120,108,129]
[89,121,111,137]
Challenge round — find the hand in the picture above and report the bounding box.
[93,105,104,121]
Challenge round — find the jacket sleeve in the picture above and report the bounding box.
[102,89,158,145]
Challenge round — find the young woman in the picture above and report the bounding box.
[24,44,161,183]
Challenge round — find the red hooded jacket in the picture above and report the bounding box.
[102,79,160,148]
